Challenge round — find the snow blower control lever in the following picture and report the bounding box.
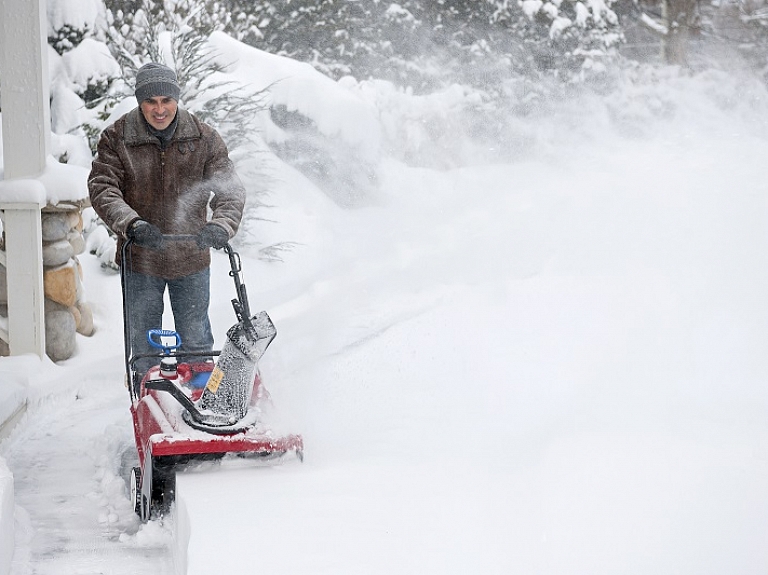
[225,245,255,334]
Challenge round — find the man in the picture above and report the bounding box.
[88,62,246,374]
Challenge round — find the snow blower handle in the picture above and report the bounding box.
[223,244,255,331]
[147,329,182,355]
[126,234,254,331]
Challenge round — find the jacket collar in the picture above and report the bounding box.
[124,107,201,146]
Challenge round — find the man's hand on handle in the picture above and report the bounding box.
[195,222,229,250]
[128,220,165,249]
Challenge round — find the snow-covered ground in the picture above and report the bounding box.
[2,35,768,573]
[178,108,768,574]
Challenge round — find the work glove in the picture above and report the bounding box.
[127,219,164,250]
[196,222,229,250]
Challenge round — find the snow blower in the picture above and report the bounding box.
[121,236,303,522]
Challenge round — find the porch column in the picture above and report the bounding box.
[0,0,50,358]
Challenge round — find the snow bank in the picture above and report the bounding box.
[206,31,381,157]
[0,375,26,435]
[177,70,768,572]
[0,457,12,575]
[0,368,30,575]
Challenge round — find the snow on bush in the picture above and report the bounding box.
[62,37,121,98]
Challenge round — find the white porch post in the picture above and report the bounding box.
[0,0,50,176]
[0,204,45,357]
[0,0,50,358]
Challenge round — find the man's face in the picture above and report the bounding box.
[140,96,178,130]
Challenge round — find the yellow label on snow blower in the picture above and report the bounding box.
[206,367,225,394]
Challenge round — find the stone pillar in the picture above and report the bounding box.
[41,203,94,361]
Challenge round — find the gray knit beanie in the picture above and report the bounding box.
[135,63,180,103]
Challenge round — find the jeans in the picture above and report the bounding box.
[124,267,214,374]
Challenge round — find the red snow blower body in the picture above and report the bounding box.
[121,236,303,521]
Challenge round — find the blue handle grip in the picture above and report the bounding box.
[147,329,182,354]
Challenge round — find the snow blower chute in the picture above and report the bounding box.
[121,236,303,522]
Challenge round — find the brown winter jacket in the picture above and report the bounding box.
[88,107,245,279]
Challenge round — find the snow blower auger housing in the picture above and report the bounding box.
[121,236,303,522]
